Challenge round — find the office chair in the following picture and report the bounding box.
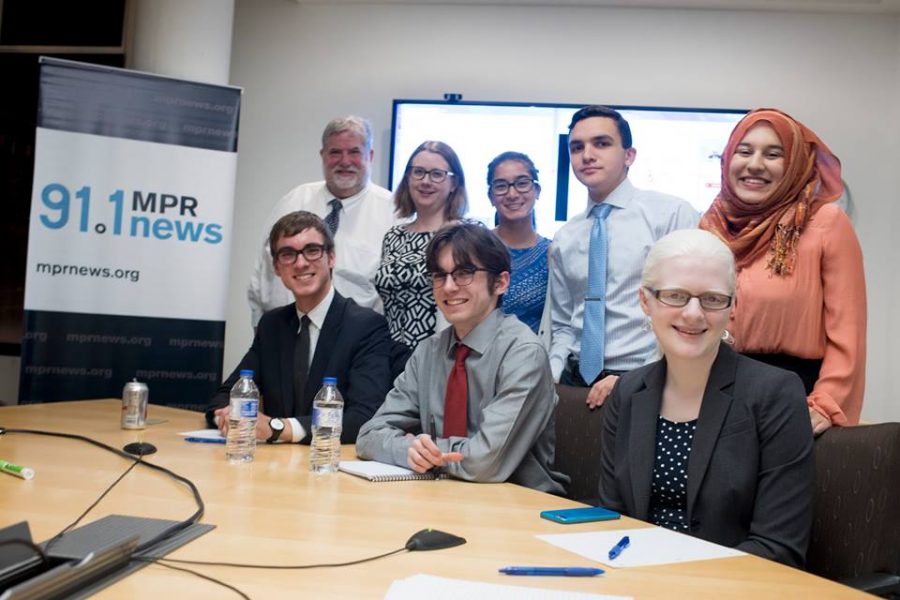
[553,384,604,503]
[807,423,900,597]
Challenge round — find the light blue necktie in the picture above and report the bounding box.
[580,202,613,385]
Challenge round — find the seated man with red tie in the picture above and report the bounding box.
[207,211,395,444]
[356,223,568,494]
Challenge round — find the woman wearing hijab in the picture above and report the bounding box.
[700,108,866,435]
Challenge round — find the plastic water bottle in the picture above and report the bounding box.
[310,377,343,473]
[226,369,259,464]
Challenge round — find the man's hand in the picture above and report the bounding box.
[214,405,231,436]
[586,374,619,409]
[407,434,463,473]
[215,406,276,441]
[810,407,832,437]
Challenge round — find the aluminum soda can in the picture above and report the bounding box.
[121,379,149,430]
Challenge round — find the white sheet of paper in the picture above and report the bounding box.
[384,574,631,600]
[537,527,745,568]
[178,429,225,440]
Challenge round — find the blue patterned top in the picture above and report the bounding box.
[502,236,550,334]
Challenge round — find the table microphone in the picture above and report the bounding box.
[123,442,157,456]
[405,529,466,551]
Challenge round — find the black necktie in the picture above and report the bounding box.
[324,199,341,235]
[293,315,311,415]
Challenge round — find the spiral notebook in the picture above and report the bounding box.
[338,460,445,482]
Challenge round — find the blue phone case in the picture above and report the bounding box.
[540,507,621,524]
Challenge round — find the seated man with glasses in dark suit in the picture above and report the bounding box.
[357,223,568,494]
[207,211,396,444]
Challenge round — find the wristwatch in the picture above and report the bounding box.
[266,418,285,444]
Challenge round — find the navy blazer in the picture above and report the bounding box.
[598,344,815,567]
[208,292,395,444]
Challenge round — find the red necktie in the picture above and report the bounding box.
[443,344,471,438]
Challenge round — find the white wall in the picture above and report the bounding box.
[226,0,900,422]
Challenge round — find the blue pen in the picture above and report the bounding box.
[499,566,604,577]
[608,535,630,560]
[184,436,226,444]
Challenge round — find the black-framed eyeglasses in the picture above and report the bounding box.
[490,177,536,195]
[646,288,733,311]
[409,166,454,183]
[430,267,491,288]
[275,244,327,265]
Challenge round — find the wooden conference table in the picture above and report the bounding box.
[0,400,866,599]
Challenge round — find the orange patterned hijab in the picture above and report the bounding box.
[700,108,843,276]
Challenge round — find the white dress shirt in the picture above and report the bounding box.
[548,178,699,380]
[247,181,396,326]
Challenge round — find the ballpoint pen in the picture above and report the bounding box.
[499,567,604,577]
[430,416,443,480]
[184,436,226,444]
[608,535,631,560]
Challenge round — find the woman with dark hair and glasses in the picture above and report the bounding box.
[374,141,469,349]
[700,108,866,436]
[598,229,814,568]
[487,151,550,335]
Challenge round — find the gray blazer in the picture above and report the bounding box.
[598,343,815,567]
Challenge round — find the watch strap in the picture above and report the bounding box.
[266,418,284,444]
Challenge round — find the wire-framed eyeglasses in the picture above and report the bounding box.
[646,288,733,311]
[429,267,491,288]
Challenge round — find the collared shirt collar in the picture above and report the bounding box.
[324,182,371,213]
[443,308,504,358]
[296,284,335,332]
[582,177,635,217]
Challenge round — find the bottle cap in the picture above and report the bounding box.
[239,369,255,377]
[322,376,337,385]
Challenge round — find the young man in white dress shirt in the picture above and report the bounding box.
[550,106,698,408]
[247,116,396,327]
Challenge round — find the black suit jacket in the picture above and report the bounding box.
[598,344,815,567]
[208,292,395,444]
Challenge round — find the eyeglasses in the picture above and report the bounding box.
[275,244,327,265]
[490,177,536,195]
[646,288,733,311]
[409,166,454,183]
[430,267,491,288]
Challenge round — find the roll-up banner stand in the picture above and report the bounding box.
[19,57,241,410]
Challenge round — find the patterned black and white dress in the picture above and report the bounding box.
[374,225,440,349]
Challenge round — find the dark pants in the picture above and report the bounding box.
[742,353,822,395]
[560,355,626,388]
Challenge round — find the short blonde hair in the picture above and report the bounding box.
[642,229,736,294]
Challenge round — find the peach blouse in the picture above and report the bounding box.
[730,204,866,425]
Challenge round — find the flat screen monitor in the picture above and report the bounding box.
[389,100,746,237]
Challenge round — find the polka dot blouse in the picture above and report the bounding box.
[648,415,698,533]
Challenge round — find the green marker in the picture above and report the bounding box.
[0,459,34,480]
